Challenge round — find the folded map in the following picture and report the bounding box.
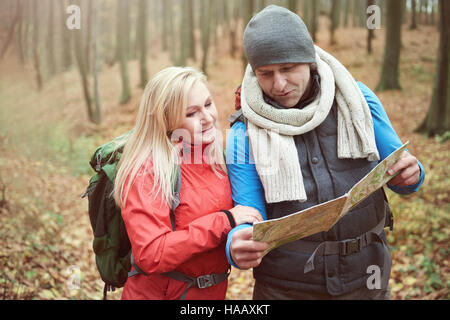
[252,142,409,256]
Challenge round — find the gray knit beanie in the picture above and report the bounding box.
[243,5,316,71]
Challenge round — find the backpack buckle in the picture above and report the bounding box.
[95,153,102,172]
[340,238,361,256]
[196,274,215,289]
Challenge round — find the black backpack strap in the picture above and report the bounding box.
[382,188,394,231]
[169,166,181,231]
[228,109,248,128]
[128,252,148,277]
[163,267,231,300]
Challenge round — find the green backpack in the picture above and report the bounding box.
[82,130,180,299]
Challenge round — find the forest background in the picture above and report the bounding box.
[0,0,448,300]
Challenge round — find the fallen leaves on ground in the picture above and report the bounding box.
[0,24,448,300]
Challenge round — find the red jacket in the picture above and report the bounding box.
[121,149,233,300]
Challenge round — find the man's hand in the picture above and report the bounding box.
[387,151,421,187]
[230,227,269,270]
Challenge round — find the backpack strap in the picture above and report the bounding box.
[382,188,394,231]
[89,130,133,176]
[229,85,248,128]
[127,252,149,277]
[228,109,247,128]
[163,267,231,300]
[169,165,181,231]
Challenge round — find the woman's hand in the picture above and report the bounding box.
[229,205,263,226]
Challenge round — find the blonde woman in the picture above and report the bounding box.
[113,66,263,300]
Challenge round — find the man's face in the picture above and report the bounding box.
[254,63,311,108]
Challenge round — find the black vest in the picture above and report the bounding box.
[230,102,393,296]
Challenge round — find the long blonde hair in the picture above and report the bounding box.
[114,66,226,208]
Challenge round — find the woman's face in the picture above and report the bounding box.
[178,81,218,146]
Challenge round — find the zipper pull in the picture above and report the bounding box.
[95,153,102,172]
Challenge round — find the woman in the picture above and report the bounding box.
[113,66,262,300]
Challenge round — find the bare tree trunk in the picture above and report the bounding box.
[259,0,267,11]
[229,0,239,58]
[410,0,418,29]
[16,0,24,64]
[425,0,430,24]
[21,0,30,63]
[113,0,122,65]
[222,0,231,55]
[201,0,212,75]
[288,0,298,13]
[137,0,148,88]
[168,0,177,64]
[74,1,92,120]
[84,0,93,72]
[430,0,436,25]
[0,0,23,59]
[162,0,168,51]
[149,0,158,47]
[222,0,230,35]
[376,0,403,91]
[32,0,43,90]
[416,0,450,136]
[402,0,407,24]
[311,0,318,41]
[367,0,375,54]
[59,0,72,70]
[358,0,366,28]
[352,0,359,28]
[91,0,101,124]
[242,0,254,73]
[343,0,350,28]
[302,0,310,27]
[330,0,341,45]
[130,4,138,61]
[118,0,131,104]
[178,0,189,66]
[212,0,219,53]
[188,0,196,61]
[46,0,56,76]
[419,0,426,24]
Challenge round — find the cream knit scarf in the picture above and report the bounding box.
[240,46,379,203]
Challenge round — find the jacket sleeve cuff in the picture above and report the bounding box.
[226,223,253,269]
[221,210,236,229]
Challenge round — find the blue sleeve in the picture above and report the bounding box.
[225,121,267,268]
[357,82,425,194]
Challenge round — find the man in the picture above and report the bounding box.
[225,5,425,300]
